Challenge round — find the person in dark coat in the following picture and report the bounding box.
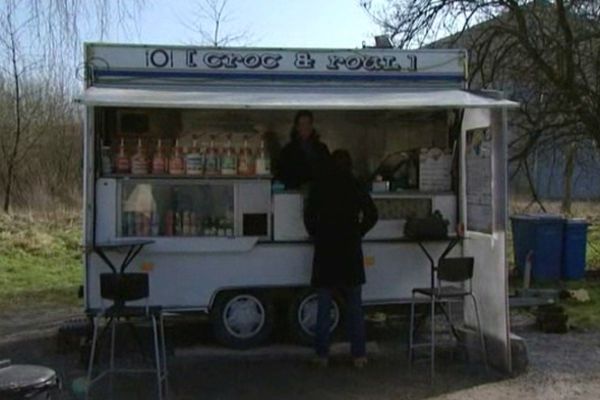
[304,149,378,367]
[276,110,330,190]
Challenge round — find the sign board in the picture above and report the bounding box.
[466,128,493,233]
[85,44,466,84]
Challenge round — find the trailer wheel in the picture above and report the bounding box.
[211,291,274,349]
[288,290,340,346]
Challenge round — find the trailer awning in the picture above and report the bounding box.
[79,86,518,109]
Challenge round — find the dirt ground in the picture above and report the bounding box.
[1,310,599,400]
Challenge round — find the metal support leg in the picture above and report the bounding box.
[430,296,436,383]
[109,318,117,399]
[152,315,164,400]
[408,292,416,366]
[159,313,168,399]
[470,294,488,371]
[86,317,100,400]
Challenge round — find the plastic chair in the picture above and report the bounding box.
[86,273,168,399]
[408,257,487,382]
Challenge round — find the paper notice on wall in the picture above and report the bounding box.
[466,129,493,233]
[419,147,452,192]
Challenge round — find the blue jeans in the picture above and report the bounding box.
[315,286,366,358]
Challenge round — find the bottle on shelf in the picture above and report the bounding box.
[195,214,203,236]
[255,136,271,175]
[123,211,133,236]
[152,139,167,174]
[115,138,131,174]
[182,211,192,236]
[203,217,212,236]
[131,138,149,175]
[237,135,255,176]
[101,142,112,175]
[165,210,174,236]
[151,212,160,236]
[217,218,226,236]
[169,139,185,175]
[225,219,234,237]
[221,135,237,176]
[185,137,204,175]
[204,135,220,176]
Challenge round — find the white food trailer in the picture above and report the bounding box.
[81,43,518,371]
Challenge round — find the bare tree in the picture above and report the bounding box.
[0,0,145,213]
[182,0,253,46]
[363,0,600,213]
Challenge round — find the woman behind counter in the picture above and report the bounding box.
[276,110,330,190]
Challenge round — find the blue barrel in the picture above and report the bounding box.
[561,219,588,280]
[511,214,564,281]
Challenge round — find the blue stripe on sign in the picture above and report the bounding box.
[93,69,464,82]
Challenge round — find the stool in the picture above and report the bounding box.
[86,273,168,400]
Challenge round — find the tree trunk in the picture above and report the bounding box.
[523,157,547,212]
[561,143,576,215]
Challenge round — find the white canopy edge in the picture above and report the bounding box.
[79,86,519,110]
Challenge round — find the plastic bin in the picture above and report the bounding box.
[511,214,565,281]
[561,219,589,280]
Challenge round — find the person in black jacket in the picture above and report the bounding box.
[276,110,330,190]
[304,149,378,368]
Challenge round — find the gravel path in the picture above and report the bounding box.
[1,310,599,399]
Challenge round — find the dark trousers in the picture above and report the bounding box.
[315,285,366,358]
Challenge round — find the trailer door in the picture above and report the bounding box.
[460,107,511,372]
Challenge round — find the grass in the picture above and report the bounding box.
[0,197,598,331]
[0,211,83,311]
[561,280,600,330]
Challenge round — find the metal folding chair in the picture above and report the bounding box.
[408,256,488,382]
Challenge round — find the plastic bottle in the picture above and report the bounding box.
[152,139,167,174]
[151,212,160,236]
[185,138,204,175]
[203,217,212,236]
[255,137,271,175]
[205,136,220,176]
[101,143,112,175]
[169,139,185,175]
[237,135,255,176]
[131,138,149,175]
[115,138,131,173]
[220,135,237,176]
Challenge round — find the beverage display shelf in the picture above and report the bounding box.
[103,174,273,180]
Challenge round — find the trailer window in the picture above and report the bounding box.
[119,181,235,237]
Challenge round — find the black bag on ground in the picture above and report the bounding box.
[404,210,449,240]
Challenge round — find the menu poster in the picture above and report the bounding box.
[466,129,493,233]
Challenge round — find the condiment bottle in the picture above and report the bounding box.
[255,137,271,175]
[204,135,220,176]
[221,135,237,175]
[152,139,167,174]
[237,135,255,176]
[115,138,130,173]
[185,138,204,175]
[169,139,185,175]
[131,138,149,175]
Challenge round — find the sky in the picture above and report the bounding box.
[103,0,382,49]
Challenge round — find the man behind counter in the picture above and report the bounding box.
[276,110,330,190]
